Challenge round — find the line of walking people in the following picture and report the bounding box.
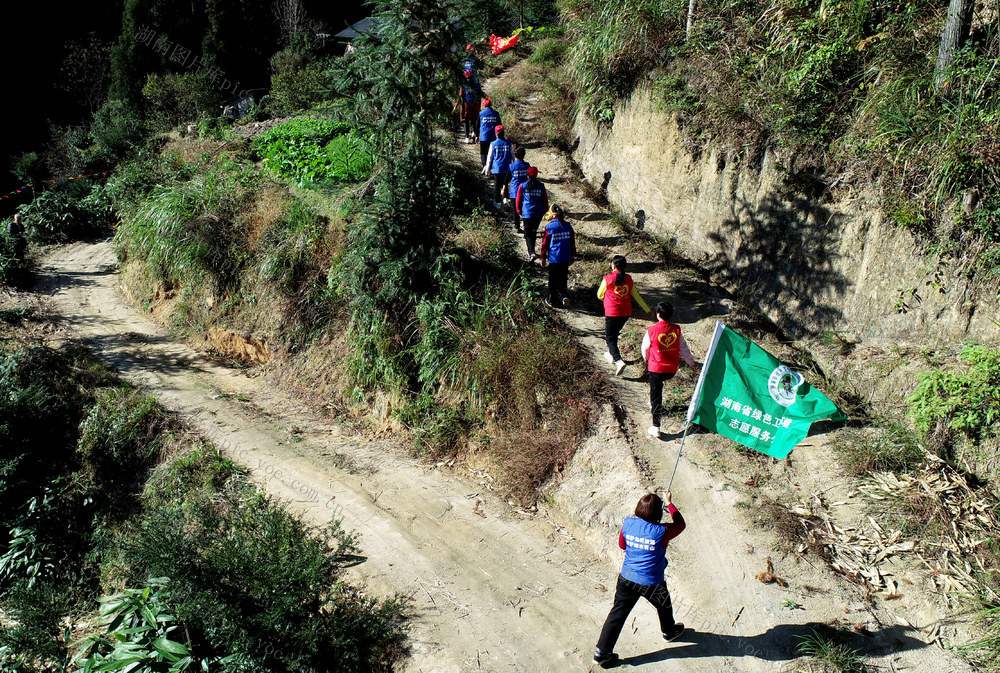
[457,48,701,669]
[459,49,575,309]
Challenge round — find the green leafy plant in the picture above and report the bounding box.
[71,579,198,673]
[252,118,371,187]
[908,344,1000,441]
[0,527,55,590]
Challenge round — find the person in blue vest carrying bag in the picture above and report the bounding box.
[642,302,700,438]
[539,204,576,307]
[598,255,653,376]
[482,125,513,209]
[455,69,483,143]
[508,146,530,233]
[478,99,501,167]
[593,491,687,668]
[515,166,548,261]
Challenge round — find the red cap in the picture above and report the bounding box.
[467,44,473,50]
[495,124,504,133]
[527,166,538,178]
[483,98,491,106]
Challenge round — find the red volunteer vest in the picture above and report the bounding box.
[603,273,634,317]
[647,321,681,373]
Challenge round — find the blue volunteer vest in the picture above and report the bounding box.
[509,159,529,203]
[490,139,513,174]
[545,217,573,264]
[479,108,500,142]
[519,180,547,218]
[461,81,480,103]
[620,516,667,586]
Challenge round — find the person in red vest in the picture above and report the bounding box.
[642,302,699,438]
[597,255,652,376]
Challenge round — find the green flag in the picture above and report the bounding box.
[686,321,846,459]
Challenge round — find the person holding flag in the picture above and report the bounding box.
[482,125,513,209]
[598,255,653,376]
[593,490,687,668]
[642,303,699,438]
[478,99,501,167]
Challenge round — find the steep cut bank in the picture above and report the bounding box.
[572,86,1000,345]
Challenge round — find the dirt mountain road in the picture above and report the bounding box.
[28,84,972,670]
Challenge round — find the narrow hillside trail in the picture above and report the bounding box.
[443,60,975,672]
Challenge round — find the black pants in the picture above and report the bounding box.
[547,262,569,304]
[605,315,630,362]
[648,370,676,427]
[493,173,509,204]
[596,574,676,655]
[480,140,490,167]
[522,216,541,255]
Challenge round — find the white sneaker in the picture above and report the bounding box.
[615,360,626,376]
[604,352,614,364]
[648,426,660,438]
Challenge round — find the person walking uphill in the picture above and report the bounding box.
[539,204,575,307]
[598,255,652,376]
[643,302,699,438]
[508,146,530,233]
[455,69,483,143]
[482,125,512,209]
[515,166,548,260]
[478,99,501,167]
[594,491,687,668]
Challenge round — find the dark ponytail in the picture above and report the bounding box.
[612,255,627,286]
[552,204,565,220]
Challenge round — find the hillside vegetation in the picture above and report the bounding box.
[562,0,999,273]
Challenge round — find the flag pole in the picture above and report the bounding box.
[665,422,690,492]
[665,320,725,494]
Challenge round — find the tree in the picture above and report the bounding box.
[933,0,975,93]
[334,0,462,388]
[60,33,113,115]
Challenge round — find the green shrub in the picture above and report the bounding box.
[908,345,1000,441]
[89,99,147,165]
[124,477,406,672]
[17,182,115,244]
[113,159,259,287]
[252,118,372,187]
[270,60,337,115]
